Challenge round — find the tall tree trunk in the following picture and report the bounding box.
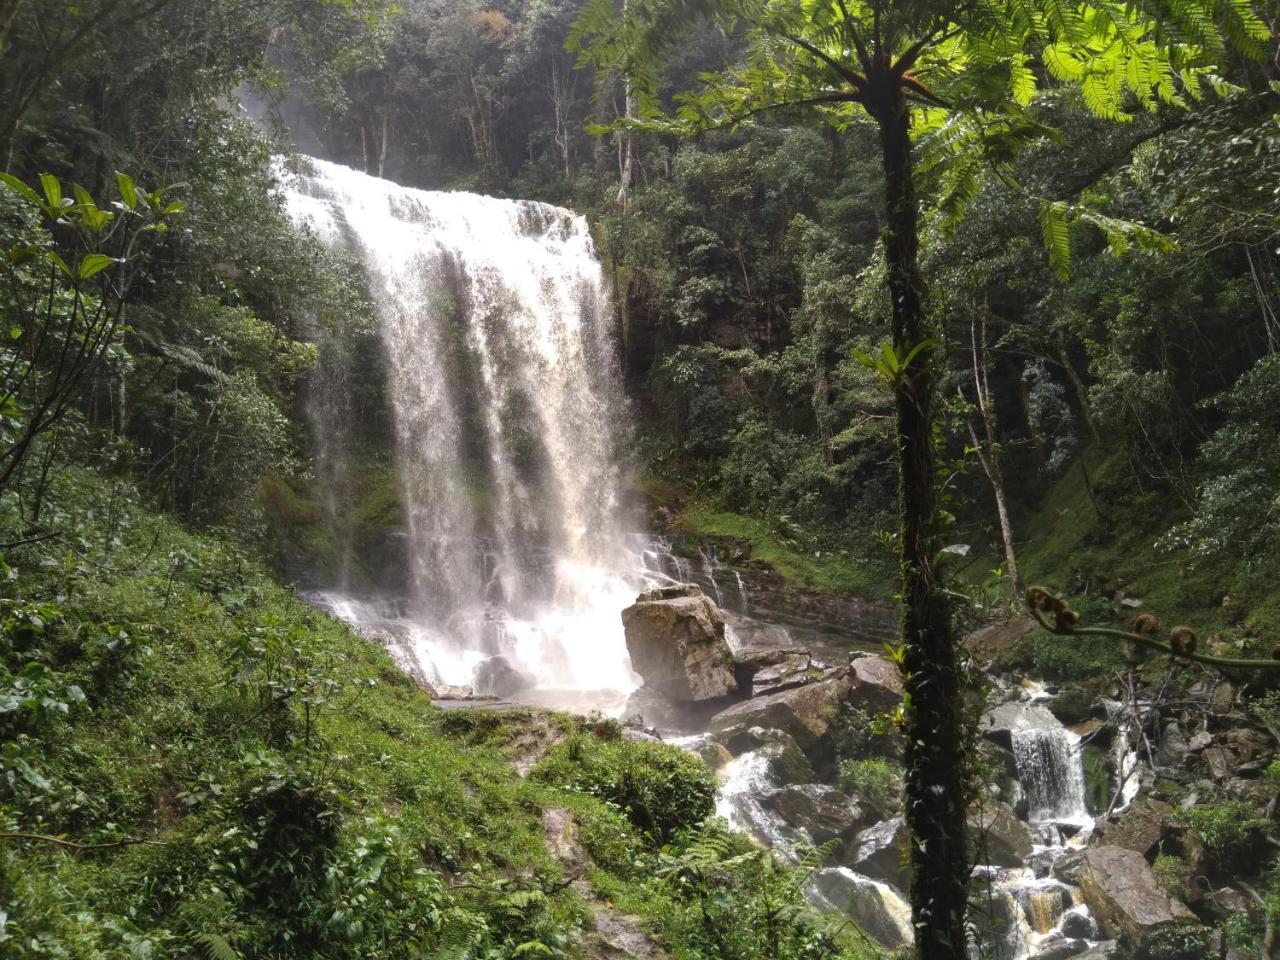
[615,0,636,209]
[873,75,969,960]
[968,317,1021,599]
[0,0,20,49]
[616,83,637,207]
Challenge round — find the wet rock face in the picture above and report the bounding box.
[1077,845,1196,943]
[622,584,739,701]
[762,784,874,845]
[474,655,535,698]
[969,799,1034,867]
[845,816,911,889]
[807,868,913,949]
[1095,796,1174,858]
[708,671,854,753]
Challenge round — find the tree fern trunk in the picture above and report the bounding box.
[873,75,969,960]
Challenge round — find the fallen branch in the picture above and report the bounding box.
[0,831,162,850]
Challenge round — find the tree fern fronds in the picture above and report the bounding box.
[195,932,240,960]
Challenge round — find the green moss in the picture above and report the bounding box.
[675,498,892,597]
[1082,744,1111,815]
[1013,447,1280,649]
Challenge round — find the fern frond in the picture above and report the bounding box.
[195,932,241,960]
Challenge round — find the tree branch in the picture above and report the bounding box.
[782,33,865,89]
[0,831,163,850]
[1027,589,1280,671]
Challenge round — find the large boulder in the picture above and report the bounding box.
[847,654,905,712]
[969,799,1034,867]
[1095,796,1174,858]
[473,656,535,698]
[762,784,875,846]
[845,816,911,889]
[807,867,913,949]
[622,584,738,701]
[709,672,854,753]
[1078,845,1196,943]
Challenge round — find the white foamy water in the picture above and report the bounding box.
[282,157,640,699]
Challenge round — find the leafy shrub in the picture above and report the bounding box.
[1151,853,1186,898]
[837,758,901,812]
[1178,799,1268,870]
[533,735,715,845]
[996,629,1127,680]
[1137,922,1215,960]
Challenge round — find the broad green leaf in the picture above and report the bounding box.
[78,254,117,280]
[115,171,138,210]
[39,173,62,210]
[44,251,72,279]
[0,172,41,207]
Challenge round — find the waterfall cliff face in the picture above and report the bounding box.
[281,158,638,696]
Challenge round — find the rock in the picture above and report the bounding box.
[846,816,911,889]
[542,807,588,875]
[964,615,1034,661]
[686,737,732,770]
[1156,721,1189,771]
[1059,909,1095,939]
[709,672,854,754]
[1050,850,1086,885]
[622,585,739,701]
[1096,796,1174,858]
[969,799,1034,867]
[1032,938,1088,960]
[763,784,874,845]
[1225,727,1273,764]
[473,656,535,698]
[1078,845,1196,943]
[1199,885,1252,922]
[433,683,477,699]
[748,652,839,696]
[623,684,731,734]
[847,655,904,712]
[1226,776,1275,802]
[1047,684,1101,725]
[807,868,913,949]
[1187,731,1212,752]
[1073,943,1121,960]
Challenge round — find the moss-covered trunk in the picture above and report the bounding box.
[872,73,969,960]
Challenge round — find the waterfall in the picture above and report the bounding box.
[281,157,639,696]
[1006,704,1090,826]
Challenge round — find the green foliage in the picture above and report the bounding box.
[1151,853,1186,899]
[645,822,873,960]
[837,758,901,813]
[996,629,1128,681]
[533,733,716,845]
[1178,799,1269,870]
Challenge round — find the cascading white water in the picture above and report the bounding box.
[281,157,639,696]
[1007,704,1090,826]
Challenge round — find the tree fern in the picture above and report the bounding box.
[194,932,240,960]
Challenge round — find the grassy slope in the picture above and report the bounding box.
[0,467,880,960]
[670,497,894,598]
[1008,448,1280,662]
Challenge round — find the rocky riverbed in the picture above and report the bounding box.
[615,583,1279,960]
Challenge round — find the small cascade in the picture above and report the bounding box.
[1006,704,1091,830]
[712,750,806,857]
[807,867,914,950]
[734,571,751,613]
